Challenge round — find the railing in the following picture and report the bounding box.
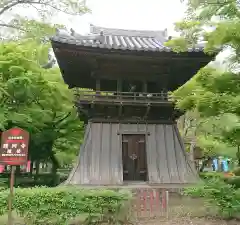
[74,90,172,104]
[131,188,169,221]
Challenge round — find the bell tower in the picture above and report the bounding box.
[51,25,215,185]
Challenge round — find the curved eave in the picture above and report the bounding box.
[50,36,218,59]
[50,37,218,91]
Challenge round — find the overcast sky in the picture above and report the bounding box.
[2,0,187,36]
[51,0,187,35]
[1,0,227,63]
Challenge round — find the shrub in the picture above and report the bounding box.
[0,173,66,188]
[233,167,240,176]
[184,179,240,219]
[58,172,69,183]
[0,187,132,224]
[199,172,224,180]
[225,176,240,189]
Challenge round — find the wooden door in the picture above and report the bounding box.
[122,134,147,181]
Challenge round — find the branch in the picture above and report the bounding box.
[0,0,21,16]
[0,0,87,17]
[54,112,71,126]
[0,23,26,31]
[30,1,86,16]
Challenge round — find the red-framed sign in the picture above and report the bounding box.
[0,128,29,165]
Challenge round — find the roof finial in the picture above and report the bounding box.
[70,28,75,36]
[163,28,168,37]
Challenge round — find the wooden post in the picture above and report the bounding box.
[165,190,169,219]
[96,79,100,96]
[143,81,147,93]
[117,79,122,99]
[8,166,15,225]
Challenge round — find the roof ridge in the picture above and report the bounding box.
[90,24,168,39]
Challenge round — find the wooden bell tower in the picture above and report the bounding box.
[51,25,215,186]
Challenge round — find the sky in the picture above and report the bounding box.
[1,0,226,63]
[51,0,187,35]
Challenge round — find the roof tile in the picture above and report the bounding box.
[51,25,205,52]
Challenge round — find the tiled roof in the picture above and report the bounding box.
[50,24,205,52]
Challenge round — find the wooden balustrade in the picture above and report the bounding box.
[74,90,172,104]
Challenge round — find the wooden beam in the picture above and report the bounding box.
[144,104,151,118]
[54,44,214,62]
[89,118,176,124]
[118,103,123,117]
[93,72,169,82]
[76,100,172,107]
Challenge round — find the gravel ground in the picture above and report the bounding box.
[134,217,240,225]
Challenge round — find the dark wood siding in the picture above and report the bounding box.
[65,123,197,185]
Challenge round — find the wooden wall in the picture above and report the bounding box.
[65,123,198,185]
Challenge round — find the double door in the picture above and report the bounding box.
[122,134,147,181]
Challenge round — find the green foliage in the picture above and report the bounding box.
[199,172,224,180]
[233,167,240,176]
[198,172,240,189]
[184,179,240,218]
[170,0,240,158]
[0,0,90,39]
[0,40,83,166]
[0,187,131,224]
[225,176,240,189]
[0,172,70,188]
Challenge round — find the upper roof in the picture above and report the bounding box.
[50,24,205,53]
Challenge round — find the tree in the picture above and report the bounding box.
[167,0,240,163]
[0,0,89,27]
[0,40,84,174]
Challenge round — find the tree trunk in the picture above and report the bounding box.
[199,157,210,172]
[35,161,40,176]
[30,161,34,175]
[189,142,195,163]
[50,152,60,186]
[15,166,21,175]
[237,145,240,166]
[50,154,58,174]
[34,160,40,182]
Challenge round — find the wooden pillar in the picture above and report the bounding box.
[117,79,122,99]
[143,81,147,93]
[96,79,100,91]
[117,79,122,92]
[96,79,100,96]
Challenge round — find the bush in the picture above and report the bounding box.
[199,172,224,180]
[225,176,240,189]
[0,173,67,188]
[184,179,240,219]
[0,187,132,224]
[233,167,240,176]
[58,172,69,183]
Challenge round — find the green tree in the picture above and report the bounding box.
[0,0,89,32]
[0,40,84,174]
[167,0,240,163]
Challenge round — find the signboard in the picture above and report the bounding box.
[0,128,29,165]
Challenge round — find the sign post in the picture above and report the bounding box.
[0,128,29,225]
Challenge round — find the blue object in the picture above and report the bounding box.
[222,159,229,172]
[213,158,218,171]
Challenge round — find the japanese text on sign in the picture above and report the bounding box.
[0,128,29,165]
